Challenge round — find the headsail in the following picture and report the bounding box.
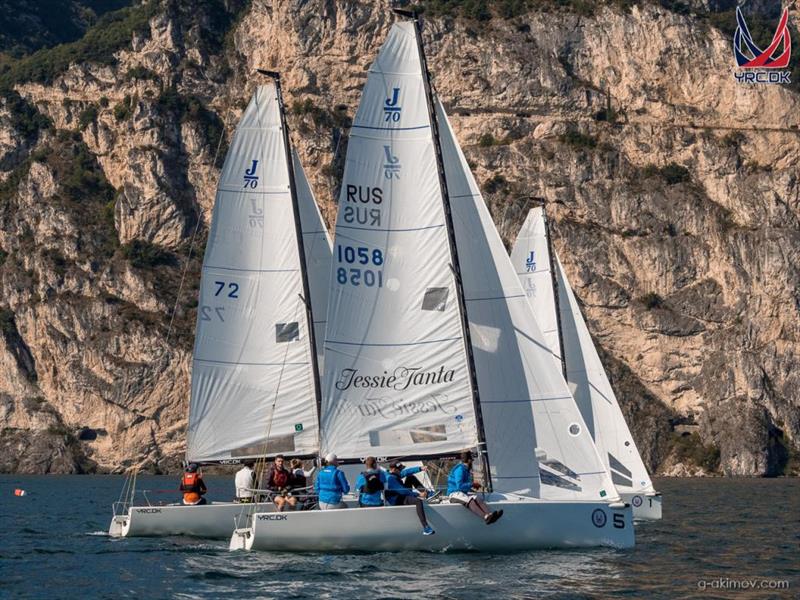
[509,209,564,374]
[511,207,654,494]
[186,84,327,463]
[438,101,619,501]
[320,23,480,461]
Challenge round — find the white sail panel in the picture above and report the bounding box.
[187,84,319,462]
[509,208,563,373]
[555,255,655,493]
[437,100,618,500]
[320,23,479,460]
[293,149,332,370]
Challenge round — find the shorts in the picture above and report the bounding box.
[448,491,475,505]
[318,501,347,510]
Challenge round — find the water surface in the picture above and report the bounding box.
[0,476,796,599]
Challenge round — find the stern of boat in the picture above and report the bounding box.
[622,491,663,520]
[108,511,130,537]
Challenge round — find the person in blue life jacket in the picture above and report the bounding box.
[447,451,503,524]
[385,461,435,536]
[315,453,350,510]
[355,456,387,507]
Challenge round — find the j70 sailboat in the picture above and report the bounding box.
[231,14,633,552]
[109,76,332,539]
[511,207,662,519]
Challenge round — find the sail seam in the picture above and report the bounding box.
[194,359,309,366]
[351,124,430,131]
[324,337,460,347]
[465,294,526,302]
[480,395,574,403]
[202,266,298,273]
[336,223,444,233]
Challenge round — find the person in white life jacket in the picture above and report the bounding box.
[266,455,296,511]
[180,463,208,505]
[234,461,255,503]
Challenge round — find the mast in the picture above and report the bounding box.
[543,207,568,379]
[259,69,324,446]
[396,10,493,491]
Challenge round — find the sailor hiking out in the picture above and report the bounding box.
[447,452,502,524]
[385,462,435,536]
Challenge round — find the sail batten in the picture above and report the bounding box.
[186,84,331,463]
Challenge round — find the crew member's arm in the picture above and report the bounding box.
[354,473,366,494]
[387,476,417,497]
[336,470,350,495]
[199,478,208,494]
[399,466,422,478]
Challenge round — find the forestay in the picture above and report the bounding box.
[508,209,564,374]
[438,101,618,501]
[187,84,325,463]
[320,23,479,460]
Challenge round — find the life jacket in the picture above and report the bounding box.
[384,473,403,505]
[182,472,200,493]
[291,468,306,488]
[361,470,384,494]
[270,467,290,489]
[183,492,202,505]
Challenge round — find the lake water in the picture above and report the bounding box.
[0,475,796,599]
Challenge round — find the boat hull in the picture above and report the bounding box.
[230,498,634,552]
[108,502,275,539]
[621,491,662,520]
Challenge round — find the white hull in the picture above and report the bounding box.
[230,496,634,552]
[621,491,663,520]
[108,502,274,539]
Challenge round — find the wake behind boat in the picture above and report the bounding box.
[232,13,633,553]
[109,76,333,539]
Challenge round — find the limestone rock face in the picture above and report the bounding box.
[0,1,797,475]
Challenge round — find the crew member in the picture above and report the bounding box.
[447,451,502,524]
[385,461,435,536]
[315,453,350,510]
[180,463,208,506]
[355,456,387,507]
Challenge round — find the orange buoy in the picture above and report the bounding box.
[14,488,26,496]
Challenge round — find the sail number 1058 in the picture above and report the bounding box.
[336,244,384,288]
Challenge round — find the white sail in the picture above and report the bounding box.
[508,209,563,373]
[437,100,618,501]
[320,23,479,460]
[293,149,332,370]
[511,207,653,494]
[555,255,655,493]
[186,84,322,463]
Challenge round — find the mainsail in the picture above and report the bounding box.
[320,23,480,460]
[511,208,654,494]
[186,83,329,463]
[438,104,618,501]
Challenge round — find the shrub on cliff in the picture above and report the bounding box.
[121,240,176,269]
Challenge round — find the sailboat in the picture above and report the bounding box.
[511,207,662,520]
[108,75,332,539]
[230,14,634,552]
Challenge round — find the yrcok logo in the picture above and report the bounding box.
[733,7,792,84]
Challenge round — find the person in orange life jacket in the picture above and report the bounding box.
[385,462,435,536]
[447,451,503,524]
[355,456,387,507]
[180,463,208,506]
[266,454,296,511]
[315,453,350,510]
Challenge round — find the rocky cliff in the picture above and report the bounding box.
[0,0,797,476]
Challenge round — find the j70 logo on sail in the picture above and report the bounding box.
[384,87,402,122]
[733,7,792,84]
[243,160,259,188]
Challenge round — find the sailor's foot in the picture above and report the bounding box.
[422,525,435,536]
[485,510,502,525]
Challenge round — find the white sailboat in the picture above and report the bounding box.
[109,76,332,539]
[230,15,633,552]
[510,207,662,519]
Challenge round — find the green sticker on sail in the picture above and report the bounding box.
[294,423,303,432]
[599,489,607,498]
